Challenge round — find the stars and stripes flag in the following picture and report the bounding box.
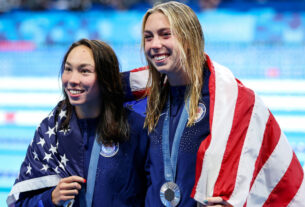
[191,56,305,206]
[7,104,84,206]
[124,55,305,206]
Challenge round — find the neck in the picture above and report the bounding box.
[75,104,100,119]
[167,70,190,86]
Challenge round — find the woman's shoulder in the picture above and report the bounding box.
[125,107,145,128]
[124,99,147,131]
[40,100,68,127]
[124,97,147,119]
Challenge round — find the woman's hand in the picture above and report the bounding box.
[199,197,233,207]
[51,176,86,206]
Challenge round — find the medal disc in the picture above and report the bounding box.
[100,143,119,157]
[160,182,181,207]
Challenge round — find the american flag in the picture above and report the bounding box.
[125,55,305,206]
[191,56,305,206]
[7,104,85,206]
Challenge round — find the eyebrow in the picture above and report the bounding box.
[65,61,94,68]
[144,28,170,33]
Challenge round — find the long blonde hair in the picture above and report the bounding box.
[142,1,206,132]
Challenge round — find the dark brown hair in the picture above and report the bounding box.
[58,39,129,145]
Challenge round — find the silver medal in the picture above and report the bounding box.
[160,182,181,207]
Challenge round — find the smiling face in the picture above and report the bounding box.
[143,12,184,81]
[62,45,100,117]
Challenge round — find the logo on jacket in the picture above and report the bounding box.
[100,143,119,157]
[195,102,206,123]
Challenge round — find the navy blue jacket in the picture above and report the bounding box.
[9,102,148,207]
[145,69,211,207]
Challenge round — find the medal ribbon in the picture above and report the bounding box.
[162,97,189,182]
[85,137,100,207]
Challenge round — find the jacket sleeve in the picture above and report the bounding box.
[15,187,55,207]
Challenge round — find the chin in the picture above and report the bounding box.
[156,68,170,75]
[69,100,84,107]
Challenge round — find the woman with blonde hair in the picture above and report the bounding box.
[126,1,305,206]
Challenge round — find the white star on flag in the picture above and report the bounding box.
[53,166,60,174]
[37,137,45,148]
[26,163,32,175]
[59,110,67,120]
[48,111,53,120]
[43,152,53,162]
[59,127,70,135]
[41,164,49,172]
[49,144,57,155]
[45,126,56,138]
[60,154,69,166]
[32,151,39,160]
[59,162,65,170]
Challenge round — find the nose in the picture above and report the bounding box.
[69,71,81,85]
[151,36,162,49]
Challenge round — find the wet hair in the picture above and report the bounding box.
[141,1,206,132]
[58,39,129,145]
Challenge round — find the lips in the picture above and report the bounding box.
[152,54,169,63]
[67,89,85,96]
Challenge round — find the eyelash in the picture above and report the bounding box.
[63,67,92,74]
[81,69,90,73]
[144,32,171,41]
[144,35,152,40]
[162,32,171,37]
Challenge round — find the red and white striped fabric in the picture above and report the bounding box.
[191,56,305,206]
[128,66,149,99]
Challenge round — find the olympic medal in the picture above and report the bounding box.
[160,182,181,207]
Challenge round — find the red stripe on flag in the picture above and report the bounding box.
[249,113,281,190]
[130,66,148,72]
[191,55,216,197]
[212,83,255,199]
[132,89,149,99]
[263,153,304,206]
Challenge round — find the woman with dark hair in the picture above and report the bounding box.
[7,39,148,207]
